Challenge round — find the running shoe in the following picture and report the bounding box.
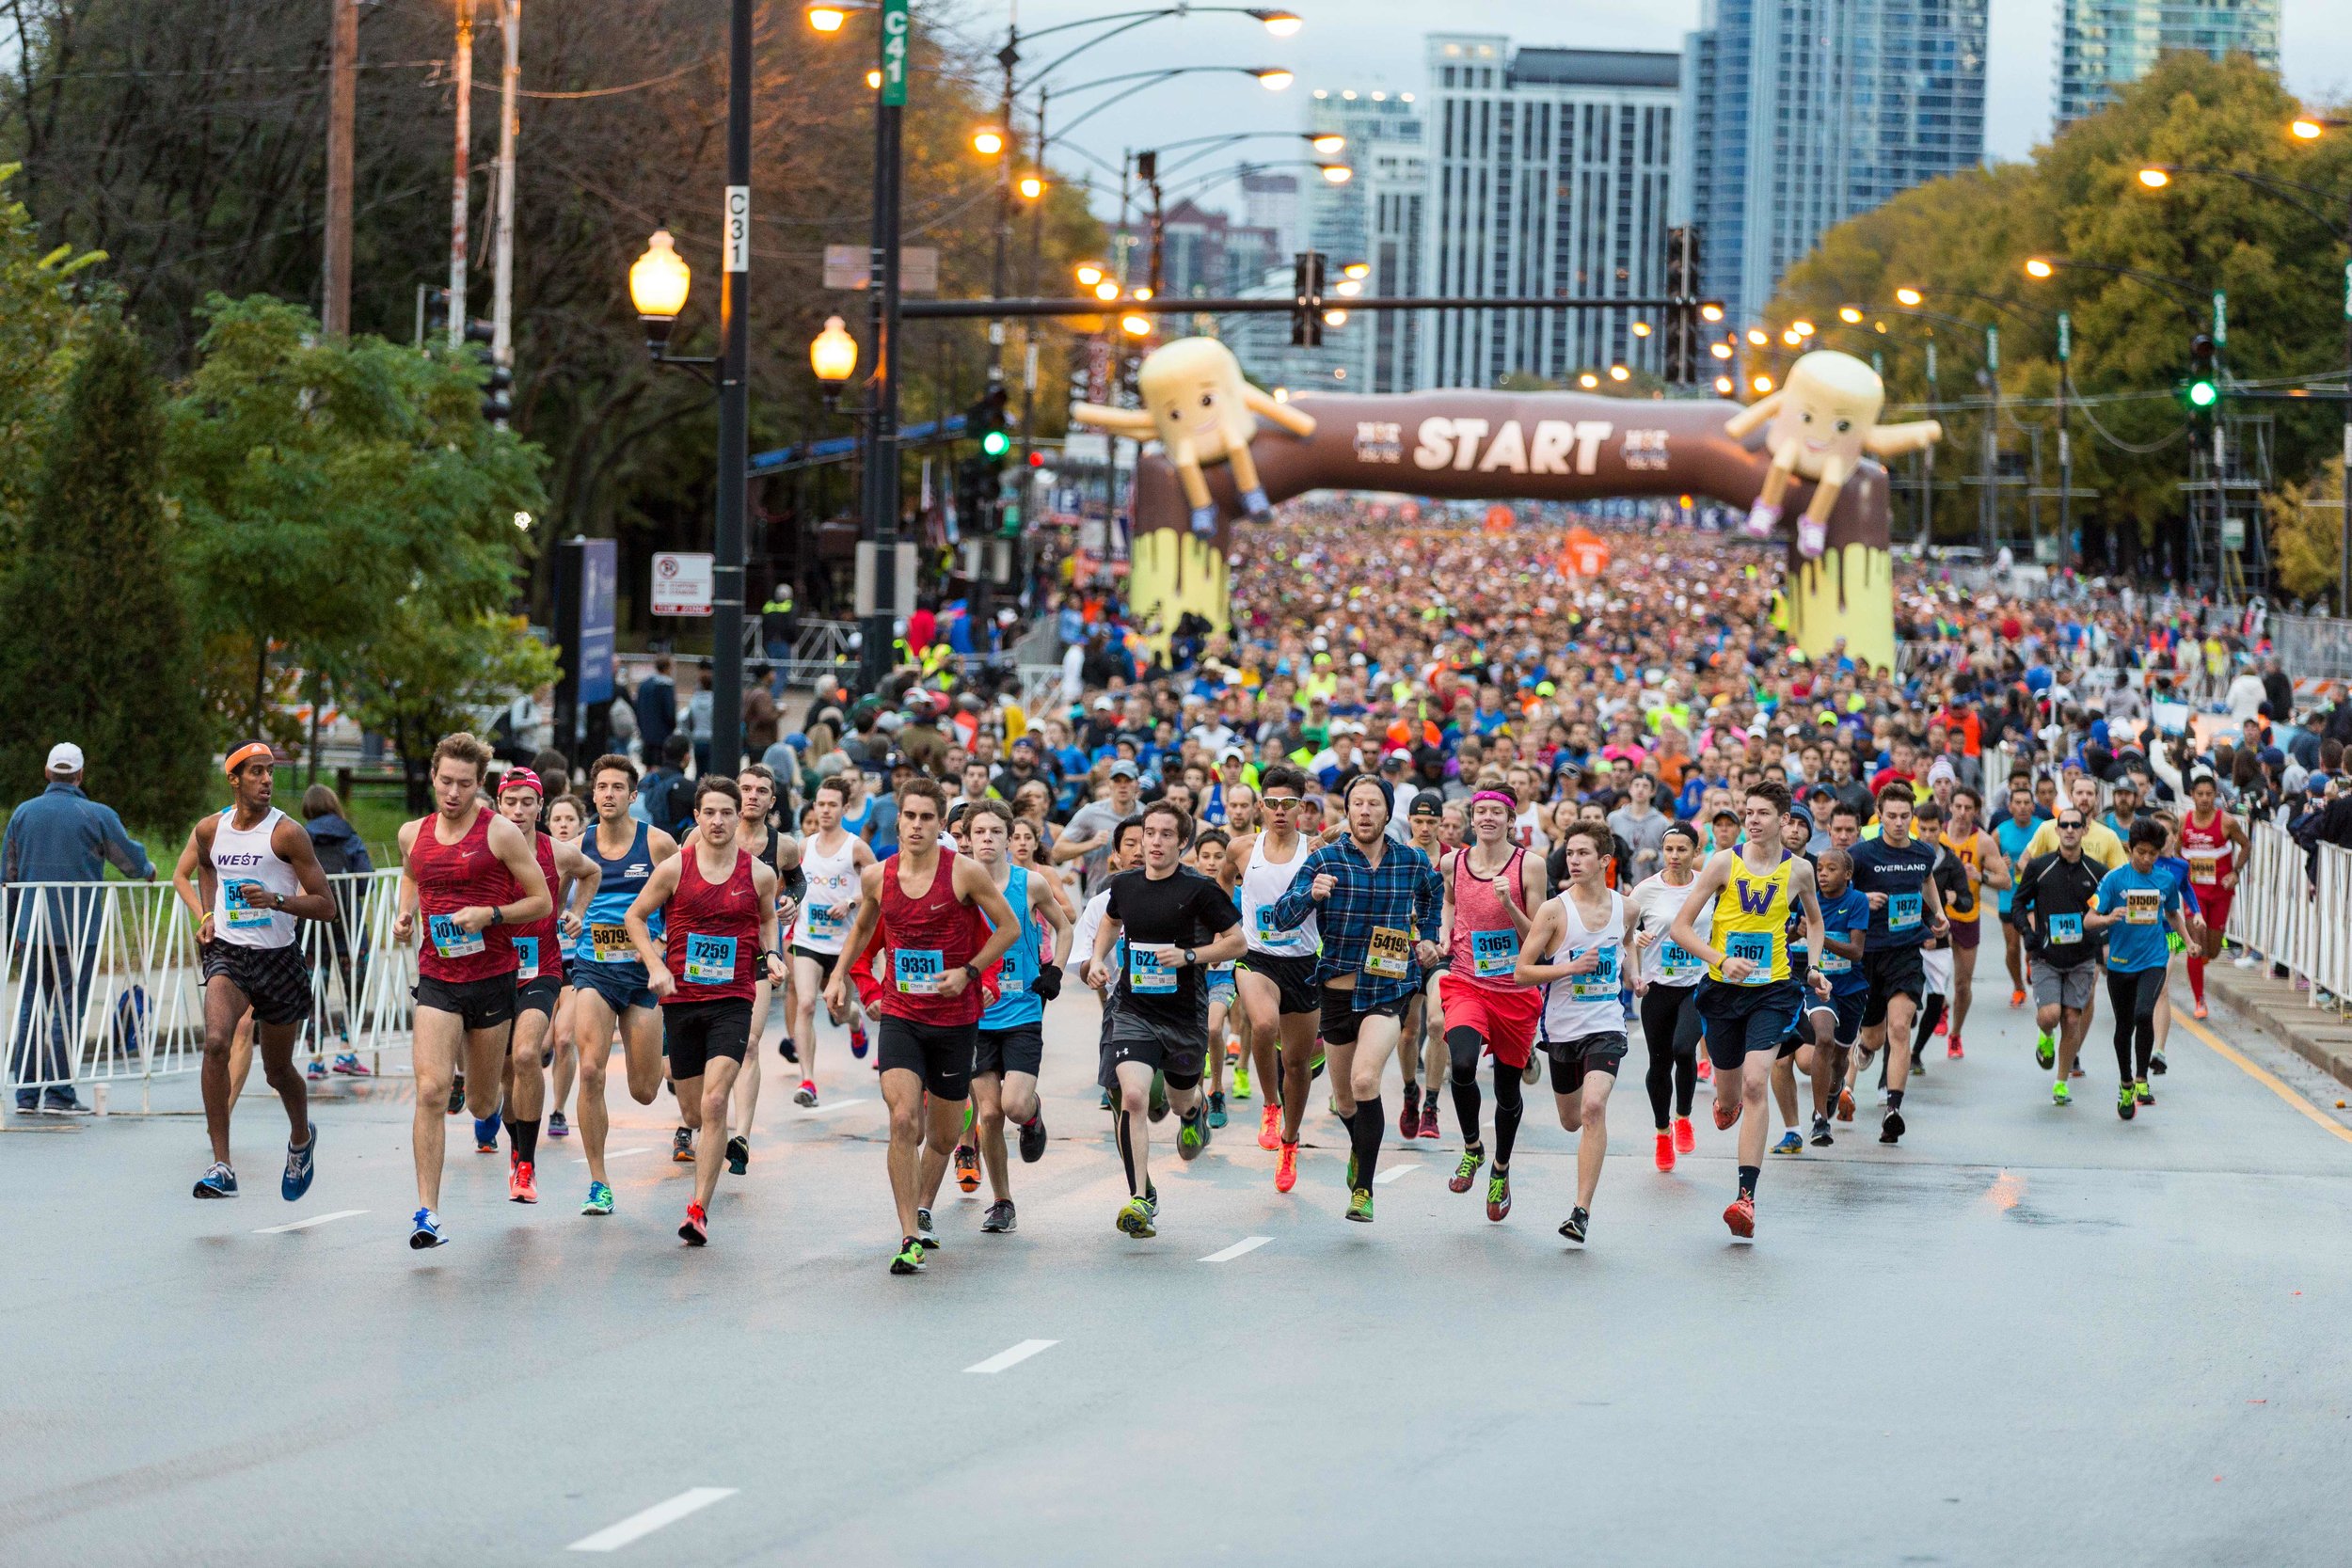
[1116,1196,1156,1238]
[473,1116,500,1154]
[778,1035,799,1063]
[193,1161,238,1199]
[1149,1070,1169,1122]
[1836,1086,1854,1122]
[1018,1113,1047,1164]
[981,1199,1017,1233]
[914,1208,939,1249]
[2135,1078,2153,1106]
[1226,1036,1241,1064]
[1934,1012,1948,1037]
[582,1180,613,1215]
[2010,988,2026,1007]
[672,1126,694,1164]
[1399,1083,1422,1138]
[726,1134,750,1176]
[1558,1206,1588,1243]
[447,1074,466,1115]
[282,1128,317,1202]
[1178,1105,1207,1162]
[890,1235,926,1274]
[1418,1102,1440,1139]
[2052,1080,2071,1106]
[1275,1139,1299,1193]
[1100,1087,1113,1110]
[332,1052,372,1077]
[509,1159,538,1205]
[793,1080,818,1108]
[1947,1034,1964,1060]
[1519,1057,1540,1086]
[1723,1195,1756,1239]
[1696,1054,1712,1083]
[306,1058,328,1082]
[1911,1050,1927,1076]
[1451,1146,1486,1193]
[1772,1130,1803,1156]
[850,1020,869,1059]
[1345,1187,1375,1224]
[1259,1102,1281,1150]
[1809,1114,1834,1148]
[1880,1105,1905,1144]
[1232,1061,1252,1100]
[1143,1183,1160,1220]
[2191,1001,2208,1020]
[1485,1170,1511,1223]
[2149,1050,2168,1077]
[1673,1116,1695,1154]
[678,1202,707,1246]
[409,1207,446,1248]
[2035,1033,2056,1070]
[548,1111,570,1139]
[1655,1132,1675,1172]
[954,1141,981,1192]
[1712,1097,1741,1132]
[1310,1051,1327,1080]
[2116,1083,2137,1120]
[1208,1090,1229,1131]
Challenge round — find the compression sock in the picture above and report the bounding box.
[2186,954,2206,1006]
[1491,1062,1526,1167]
[1912,993,1946,1054]
[1350,1096,1384,1189]
[511,1117,540,1164]
[1113,1108,1138,1196]
[1738,1164,1759,1199]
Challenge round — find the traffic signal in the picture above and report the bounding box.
[1661,226,1702,386]
[969,385,1011,460]
[1290,250,1327,348]
[2185,333,2218,412]
[467,319,514,424]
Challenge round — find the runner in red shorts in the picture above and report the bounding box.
[1436,789,1548,1221]
[2178,770,2249,1022]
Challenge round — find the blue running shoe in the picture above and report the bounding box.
[581,1180,613,1216]
[409,1208,446,1248]
[281,1127,317,1202]
[473,1115,501,1153]
[1771,1130,1804,1156]
[192,1161,238,1198]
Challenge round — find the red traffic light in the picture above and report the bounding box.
[1026,451,1045,467]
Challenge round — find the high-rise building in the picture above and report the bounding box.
[1157,199,1279,299]
[1306,86,1427,392]
[1419,36,1681,390]
[2055,0,2280,125]
[1682,0,1988,331]
[1241,173,1302,260]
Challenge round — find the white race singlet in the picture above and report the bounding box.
[791,831,860,956]
[210,808,301,950]
[1538,887,1627,1042]
[1239,833,1318,958]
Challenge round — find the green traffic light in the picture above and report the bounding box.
[980,429,1010,458]
[2187,380,2217,408]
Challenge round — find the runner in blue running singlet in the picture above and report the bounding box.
[577,819,665,1014]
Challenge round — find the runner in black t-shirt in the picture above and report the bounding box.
[1847,784,1947,1146]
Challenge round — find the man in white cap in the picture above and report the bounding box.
[4,743,155,1113]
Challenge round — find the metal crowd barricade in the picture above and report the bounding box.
[4,871,417,1108]
[2224,823,2352,1014]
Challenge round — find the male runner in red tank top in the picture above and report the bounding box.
[2178,769,2249,1020]
[393,733,552,1249]
[493,768,602,1206]
[825,778,1017,1275]
[624,776,785,1246]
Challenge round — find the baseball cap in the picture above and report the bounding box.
[1108,760,1139,780]
[1407,790,1441,818]
[499,768,544,798]
[1218,745,1246,762]
[45,742,84,775]
[1092,695,1116,711]
[1383,748,1412,767]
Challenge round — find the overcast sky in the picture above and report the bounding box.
[986,0,2350,218]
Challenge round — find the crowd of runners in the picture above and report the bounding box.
[167,513,2348,1266]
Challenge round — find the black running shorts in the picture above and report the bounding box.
[201,941,312,1028]
[413,973,516,1033]
[1241,949,1319,1015]
[974,1022,1044,1079]
[878,1015,975,1101]
[664,996,753,1080]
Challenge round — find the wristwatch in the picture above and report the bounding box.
[962,961,982,982]
[489,906,504,927]
[1183,947,1197,968]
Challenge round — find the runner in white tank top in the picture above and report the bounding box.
[1239,832,1318,958]
[211,807,302,949]
[1513,823,1629,1245]
[1216,764,1324,1185]
[784,778,877,1109]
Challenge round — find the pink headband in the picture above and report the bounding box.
[1470,790,1517,810]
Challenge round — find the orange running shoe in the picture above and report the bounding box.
[1654,1132,1675,1172]
[2193,1000,2208,1020]
[953,1141,980,1194]
[1723,1194,1756,1238]
[2010,988,2026,1007]
[1275,1139,1298,1193]
[678,1201,707,1246]
[1258,1101,1280,1150]
[1712,1096,1741,1132]
[1696,1054,1713,1082]
[1673,1115,1695,1154]
[1836,1086,1854,1122]
[508,1159,538,1205]
[1947,1034,1963,1060]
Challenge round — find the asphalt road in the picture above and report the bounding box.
[4,964,2347,1567]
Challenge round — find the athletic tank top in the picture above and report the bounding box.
[1941,831,1983,925]
[209,807,300,950]
[580,819,662,973]
[411,807,518,982]
[878,848,988,1025]
[2181,808,2233,892]
[840,795,873,839]
[792,831,861,955]
[1707,850,1793,986]
[1538,887,1627,1042]
[508,832,564,985]
[1447,845,1528,985]
[1239,833,1318,958]
[663,847,762,1004]
[553,833,587,965]
[1629,872,1711,989]
[978,864,1043,1029]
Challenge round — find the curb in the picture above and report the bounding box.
[2204,963,2352,1090]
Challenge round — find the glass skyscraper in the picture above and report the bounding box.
[2056,1,2280,125]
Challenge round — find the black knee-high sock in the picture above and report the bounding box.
[509,1117,540,1164]
[1113,1108,1138,1196]
[1913,992,1946,1053]
[1491,1062,1525,1168]
[1451,1070,1484,1148]
[1674,1050,1697,1117]
[1349,1096,1384,1188]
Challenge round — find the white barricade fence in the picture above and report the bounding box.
[2224,823,2352,1011]
[5,871,418,1104]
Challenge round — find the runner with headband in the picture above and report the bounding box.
[1436,787,1546,1218]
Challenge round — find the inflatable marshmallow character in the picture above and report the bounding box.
[1724,349,1941,559]
[1072,337,1317,535]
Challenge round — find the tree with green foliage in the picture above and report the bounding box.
[0,321,207,830]
[2261,455,2345,608]
[0,162,106,550]
[338,610,561,812]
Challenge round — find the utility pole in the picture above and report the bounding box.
[710,0,752,775]
[323,0,357,339]
[1919,341,1937,548]
[2056,309,2073,576]
[856,0,911,695]
[1980,324,1999,557]
[448,0,474,348]
[490,0,520,374]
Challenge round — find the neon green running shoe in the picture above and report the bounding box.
[1232,1062,1252,1100]
[1345,1187,1374,1223]
[1116,1196,1156,1238]
[1450,1146,1485,1194]
[889,1236,926,1275]
[2051,1080,2071,1106]
[2035,1033,2056,1071]
[2116,1083,2137,1120]
[580,1180,613,1216]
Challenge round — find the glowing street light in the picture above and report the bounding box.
[1791,319,1815,338]
[1311,133,1347,155]
[1256,68,1295,90]
[1093,280,1120,302]
[1074,262,1104,288]
[1017,173,1046,200]
[1714,375,1735,394]
[1251,8,1304,36]
[1895,286,1924,306]
[1838,306,1864,324]
[1631,321,1652,338]
[2023,259,2054,279]
[1608,364,1629,382]
[1321,308,1347,326]
[2291,117,2325,140]
[808,314,858,406]
[1578,372,1599,389]
[1710,341,1734,359]
[1752,373,1774,394]
[1342,261,1371,280]
[1120,311,1153,338]
[1317,162,1353,183]
[2137,166,2169,188]
[1746,328,1768,346]
[628,230,691,352]
[971,126,1007,157]
[805,4,849,32]
[1699,302,1724,323]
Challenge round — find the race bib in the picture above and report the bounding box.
[2189,859,2218,886]
[1658,938,1704,982]
[683,933,737,985]
[806,901,846,937]
[1818,949,1852,975]
[513,936,539,983]
[1568,942,1620,1000]
[1724,930,1774,984]
[1254,905,1280,939]
[221,879,274,929]
[590,922,634,963]
[1470,928,1518,979]
[893,947,945,994]
[428,913,485,959]
[2048,911,2084,944]
[2124,889,2160,927]
[1366,926,1413,980]
[1128,948,1178,994]
[1888,892,1922,932]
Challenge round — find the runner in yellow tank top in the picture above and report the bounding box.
[1706,852,1794,985]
